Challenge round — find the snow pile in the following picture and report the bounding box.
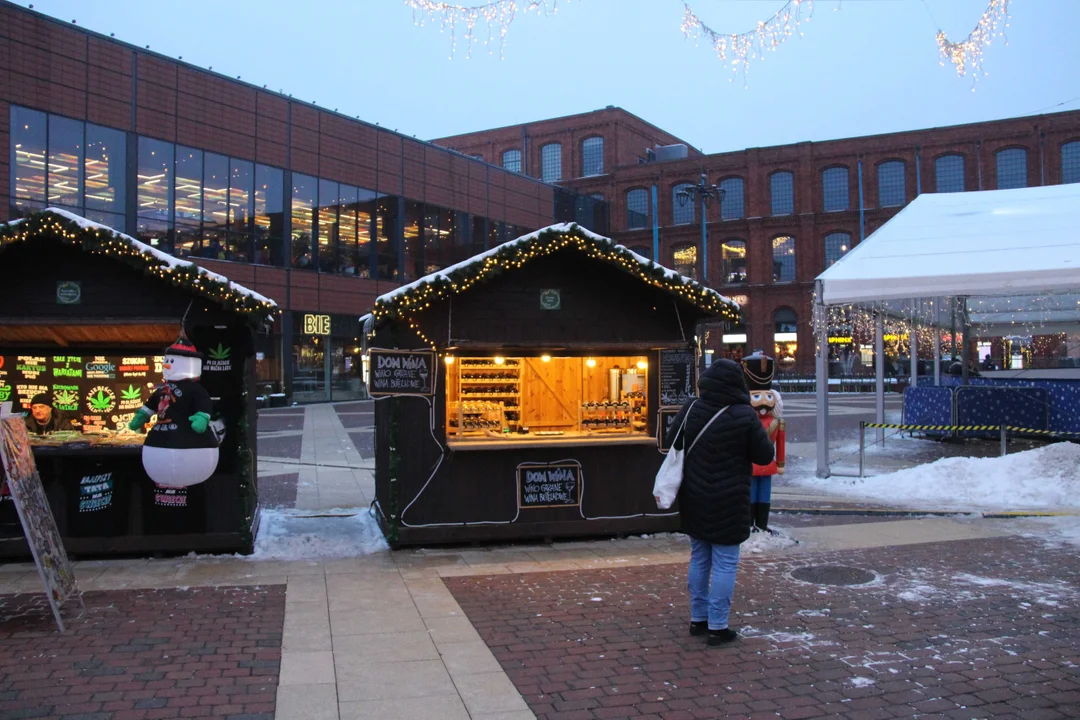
[794,442,1080,511]
[742,528,799,554]
[253,508,388,560]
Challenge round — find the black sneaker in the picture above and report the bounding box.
[690,621,708,636]
[707,628,738,647]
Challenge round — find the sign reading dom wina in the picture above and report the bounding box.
[367,349,436,396]
[518,461,582,508]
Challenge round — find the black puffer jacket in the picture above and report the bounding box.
[671,359,774,545]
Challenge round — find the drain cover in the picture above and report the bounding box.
[791,565,876,586]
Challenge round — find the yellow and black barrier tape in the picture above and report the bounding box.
[1004,426,1080,438]
[861,422,1080,438]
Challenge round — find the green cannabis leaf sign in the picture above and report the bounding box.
[54,389,78,405]
[208,344,231,361]
[86,387,116,413]
[121,385,141,400]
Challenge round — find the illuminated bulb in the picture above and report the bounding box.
[586,358,596,368]
[636,360,648,370]
[541,355,551,363]
[444,355,454,366]
[493,356,505,365]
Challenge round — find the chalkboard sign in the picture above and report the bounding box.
[657,406,684,453]
[659,348,696,406]
[518,461,582,508]
[368,349,436,397]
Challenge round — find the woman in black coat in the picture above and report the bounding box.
[668,358,774,646]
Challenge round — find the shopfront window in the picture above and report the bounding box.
[722,318,748,361]
[137,136,174,253]
[672,243,697,280]
[317,178,339,273]
[228,159,254,262]
[445,355,649,443]
[772,235,795,283]
[84,123,126,228]
[291,313,364,403]
[292,333,327,403]
[721,239,747,285]
[291,173,316,269]
[254,164,284,266]
[10,106,47,215]
[774,308,798,368]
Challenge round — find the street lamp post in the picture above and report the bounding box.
[675,171,725,283]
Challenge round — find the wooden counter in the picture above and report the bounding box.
[447,434,655,451]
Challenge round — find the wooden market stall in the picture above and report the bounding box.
[368,223,740,547]
[0,209,278,557]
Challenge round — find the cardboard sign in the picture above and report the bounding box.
[0,417,80,632]
[659,348,696,406]
[368,349,435,397]
[518,461,582,508]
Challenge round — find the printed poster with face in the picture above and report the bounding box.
[0,417,80,631]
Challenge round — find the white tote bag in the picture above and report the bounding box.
[652,403,729,510]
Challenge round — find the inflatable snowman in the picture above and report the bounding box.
[128,335,219,487]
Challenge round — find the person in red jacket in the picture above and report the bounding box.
[742,352,786,533]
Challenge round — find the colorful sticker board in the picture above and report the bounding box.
[0,416,81,632]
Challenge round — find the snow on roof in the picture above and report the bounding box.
[817,185,1080,307]
[374,222,738,314]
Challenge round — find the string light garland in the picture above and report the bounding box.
[403,0,566,58]
[372,224,740,349]
[935,0,1010,88]
[0,211,280,326]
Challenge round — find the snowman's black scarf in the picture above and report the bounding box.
[143,378,216,450]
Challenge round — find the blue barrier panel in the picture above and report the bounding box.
[955,386,1049,436]
[942,376,1080,433]
[902,386,954,428]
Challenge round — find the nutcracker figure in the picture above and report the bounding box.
[742,351,785,533]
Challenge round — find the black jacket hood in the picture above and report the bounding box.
[698,358,751,407]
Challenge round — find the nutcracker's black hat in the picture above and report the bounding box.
[742,351,775,391]
[165,334,203,359]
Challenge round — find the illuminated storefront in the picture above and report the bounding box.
[289,313,365,403]
[773,308,798,368]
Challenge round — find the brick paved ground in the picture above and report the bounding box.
[0,585,285,720]
[446,536,1080,719]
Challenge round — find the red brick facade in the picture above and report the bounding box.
[437,109,1080,372]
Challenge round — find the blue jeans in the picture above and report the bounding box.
[750,476,772,503]
[688,538,741,630]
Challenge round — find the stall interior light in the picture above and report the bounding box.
[541,354,551,363]
[494,356,505,365]
[636,360,648,370]
[586,357,597,368]
[444,355,455,365]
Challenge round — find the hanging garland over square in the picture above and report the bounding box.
[0,209,279,326]
[372,223,741,337]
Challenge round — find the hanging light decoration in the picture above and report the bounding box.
[403,0,567,58]
[935,0,1010,88]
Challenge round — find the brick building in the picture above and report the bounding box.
[0,1,608,402]
[436,109,1080,373]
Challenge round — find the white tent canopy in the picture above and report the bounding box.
[813,184,1080,477]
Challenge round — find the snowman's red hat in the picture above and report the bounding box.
[165,334,202,359]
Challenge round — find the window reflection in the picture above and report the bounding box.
[672,243,697,280]
[254,164,283,266]
[404,200,423,279]
[337,184,359,275]
[877,160,905,207]
[935,154,965,193]
[541,143,561,182]
[626,188,649,230]
[376,196,399,281]
[996,148,1027,189]
[822,167,849,212]
[317,179,339,273]
[581,137,604,177]
[770,171,794,216]
[174,146,202,257]
[46,116,83,208]
[772,235,795,283]
[501,149,522,173]
[356,188,376,278]
[11,106,47,214]
[721,239,747,285]
[719,178,744,220]
[84,123,126,220]
[202,153,228,259]
[229,159,254,262]
[824,232,851,268]
[292,174,316,269]
[672,183,695,225]
[137,137,174,252]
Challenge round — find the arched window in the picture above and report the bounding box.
[821,167,849,212]
[672,183,695,225]
[628,244,651,260]
[719,177,745,220]
[672,243,697,280]
[501,149,522,173]
[581,136,604,176]
[878,160,906,207]
[824,231,852,269]
[720,239,747,285]
[770,171,794,216]
[773,307,798,367]
[935,154,965,193]
[540,143,562,182]
[772,235,795,283]
[996,147,1027,189]
[1062,141,1080,184]
[625,188,649,230]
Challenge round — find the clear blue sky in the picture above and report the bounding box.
[20,0,1080,153]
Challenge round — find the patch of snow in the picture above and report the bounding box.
[590,597,603,602]
[742,528,799,553]
[791,442,1080,511]
[252,507,388,560]
[849,677,876,688]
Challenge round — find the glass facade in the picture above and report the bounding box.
[770,171,794,216]
[672,243,697,280]
[290,313,364,403]
[935,154,965,193]
[672,183,695,225]
[772,235,795,283]
[10,106,126,226]
[996,148,1027,189]
[1061,141,1080,184]
[501,149,522,173]
[626,188,649,230]
[720,239,746,285]
[719,177,744,220]
[877,160,906,207]
[541,143,562,182]
[824,231,851,268]
[821,167,849,212]
[773,307,798,368]
[581,136,604,177]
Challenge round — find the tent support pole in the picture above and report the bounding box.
[960,296,971,386]
[934,298,942,386]
[875,307,885,445]
[815,285,829,477]
[910,300,918,388]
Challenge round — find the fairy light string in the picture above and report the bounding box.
[935,0,1010,88]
